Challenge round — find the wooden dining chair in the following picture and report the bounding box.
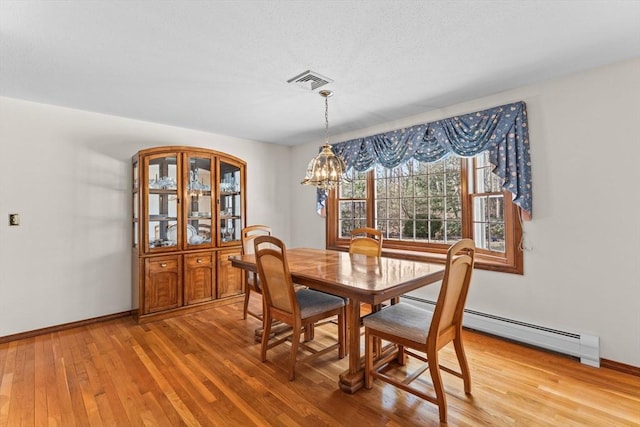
[363,239,476,424]
[349,227,395,314]
[254,235,346,380]
[349,227,383,257]
[241,225,272,320]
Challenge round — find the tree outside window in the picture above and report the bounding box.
[328,151,523,274]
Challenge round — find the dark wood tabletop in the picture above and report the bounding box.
[230,247,446,393]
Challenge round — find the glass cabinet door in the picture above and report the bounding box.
[219,160,242,244]
[133,159,139,248]
[186,155,213,247]
[147,155,179,250]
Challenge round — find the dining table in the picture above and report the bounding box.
[229,247,446,393]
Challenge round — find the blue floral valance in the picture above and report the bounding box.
[331,101,532,215]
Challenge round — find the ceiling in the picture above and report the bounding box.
[1,1,639,146]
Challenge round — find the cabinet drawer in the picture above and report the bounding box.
[147,257,179,274]
[185,253,213,269]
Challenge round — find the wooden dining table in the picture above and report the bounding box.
[229,247,446,393]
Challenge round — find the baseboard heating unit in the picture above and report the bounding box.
[401,296,600,367]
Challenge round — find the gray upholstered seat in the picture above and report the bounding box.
[363,303,433,343]
[296,289,346,319]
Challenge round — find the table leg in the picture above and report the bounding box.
[339,300,365,393]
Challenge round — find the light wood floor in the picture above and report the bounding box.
[1,299,639,427]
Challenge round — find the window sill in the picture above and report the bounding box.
[327,244,523,275]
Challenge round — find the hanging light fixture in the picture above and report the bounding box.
[301,90,347,190]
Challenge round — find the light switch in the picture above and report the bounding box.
[9,214,19,226]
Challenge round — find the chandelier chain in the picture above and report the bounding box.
[324,96,329,144]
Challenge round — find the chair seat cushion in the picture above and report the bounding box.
[363,303,432,344]
[296,289,345,319]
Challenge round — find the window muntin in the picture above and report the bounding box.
[337,168,368,238]
[374,158,462,244]
[470,153,506,253]
[329,151,522,274]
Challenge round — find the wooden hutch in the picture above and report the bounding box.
[132,146,246,322]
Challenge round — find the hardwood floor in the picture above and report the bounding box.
[1,299,639,426]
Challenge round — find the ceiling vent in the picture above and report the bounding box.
[287,70,333,91]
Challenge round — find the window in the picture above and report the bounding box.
[327,152,523,274]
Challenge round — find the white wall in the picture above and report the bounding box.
[0,97,290,336]
[291,58,640,367]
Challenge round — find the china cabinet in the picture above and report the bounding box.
[132,146,246,322]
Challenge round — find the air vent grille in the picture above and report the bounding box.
[287,70,333,91]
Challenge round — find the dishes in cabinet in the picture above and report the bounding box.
[150,176,177,190]
[149,240,172,248]
[191,211,211,218]
[189,235,205,244]
[188,182,211,191]
[166,224,196,243]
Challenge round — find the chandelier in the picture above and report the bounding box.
[301,90,347,190]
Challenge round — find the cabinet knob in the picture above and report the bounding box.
[197,258,203,263]
[160,263,167,268]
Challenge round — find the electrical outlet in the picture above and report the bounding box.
[9,214,19,226]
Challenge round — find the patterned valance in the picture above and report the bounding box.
[331,101,532,215]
